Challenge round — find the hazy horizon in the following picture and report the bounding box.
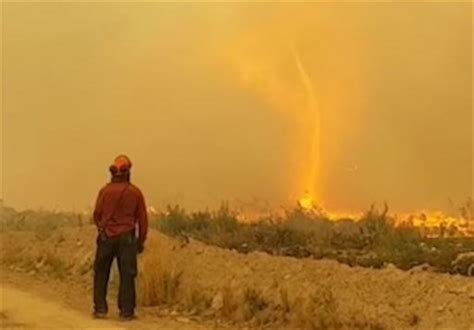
[2,2,472,214]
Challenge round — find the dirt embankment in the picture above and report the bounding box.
[1,226,473,329]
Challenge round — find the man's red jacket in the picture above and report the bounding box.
[93,181,148,244]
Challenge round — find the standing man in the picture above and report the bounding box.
[93,155,148,320]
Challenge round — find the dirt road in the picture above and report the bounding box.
[0,268,218,330]
[0,284,127,329]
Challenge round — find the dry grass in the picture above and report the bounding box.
[279,287,291,314]
[42,251,67,278]
[139,249,182,307]
[183,284,212,314]
[221,285,238,318]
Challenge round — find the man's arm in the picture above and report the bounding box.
[93,188,105,229]
[136,190,148,245]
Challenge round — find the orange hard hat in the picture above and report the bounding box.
[111,154,132,174]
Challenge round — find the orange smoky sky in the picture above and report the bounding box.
[1,2,472,213]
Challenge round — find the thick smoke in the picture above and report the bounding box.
[2,2,472,213]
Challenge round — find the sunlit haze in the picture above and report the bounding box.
[2,2,472,213]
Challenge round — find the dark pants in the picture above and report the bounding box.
[93,231,137,316]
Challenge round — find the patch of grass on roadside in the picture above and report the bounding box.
[1,207,82,234]
[139,249,183,307]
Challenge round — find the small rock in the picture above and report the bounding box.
[80,252,93,268]
[448,287,468,295]
[170,310,179,316]
[468,264,474,277]
[211,292,224,310]
[201,309,215,317]
[190,316,203,322]
[436,303,447,312]
[409,263,435,274]
[159,308,170,316]
[35,259,45,270]
[176,317,191,323]
[384,263,397,270]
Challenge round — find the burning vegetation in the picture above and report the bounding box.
[147,200,474,276]
[295,197,474,238]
